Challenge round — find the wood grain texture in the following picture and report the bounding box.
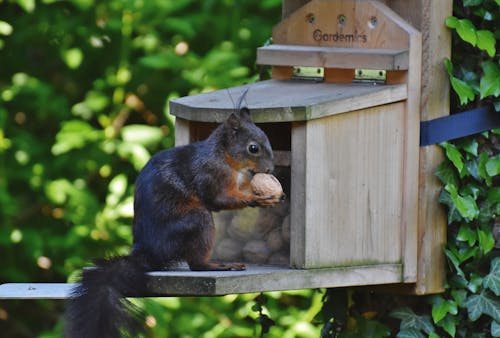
[388,0,452,294]
[0,263,401,298]
[290,122,307,268]
[147,264,403,296]
[170,80,407,123]
[257,45,409,70]
[0,283,76,299]
[174,117,190,146]
[274,0,410,50]
[296,102,417,274]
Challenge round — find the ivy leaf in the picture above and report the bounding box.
[476,30,496,57]
[463,0,483,5]
[436,161,459,186]
[443,59,476,105]
[445,247,466,278]
[480,61,500,99]
[430,295,458,323]
[445,184,479,221]
[396,328,426,338]
[468,273,484,293]
[452,289,468,304]
[461,138,479,157]
[441,142,464,172]
[487,188,500,204]
[484,257,500,296]
[492,320,500,337]
[457,224,477,246]
[446,17,477,46]
[451,76,476,105]
[478,152,493,186]
[462,290,500,322]
[436,314,457,337]
[486,155,500,176]
[439,190,462,223]
[477,229,495,254]
[390,307,435,334]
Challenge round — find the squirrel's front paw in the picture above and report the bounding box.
[252,193,285,207]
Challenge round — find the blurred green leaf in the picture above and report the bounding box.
[121,124,163,148]
[0,20,13,36]
[62,48,84,69]
[51,120,102,155]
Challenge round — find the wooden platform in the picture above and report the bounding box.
[0,264,403,299]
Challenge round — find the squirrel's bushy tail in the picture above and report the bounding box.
[64,255,150,338]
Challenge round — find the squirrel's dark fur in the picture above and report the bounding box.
[64,102,279,338]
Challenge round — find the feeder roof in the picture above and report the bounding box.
[170,80,407,123]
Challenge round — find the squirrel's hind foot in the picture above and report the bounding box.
[189,262,246,271]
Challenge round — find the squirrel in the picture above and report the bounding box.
[64,92,281,338]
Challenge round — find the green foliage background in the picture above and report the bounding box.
[0,1,322,337]
[0,0,498,337]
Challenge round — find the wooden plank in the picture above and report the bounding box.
[174,117,190,146]
[169,80,407,123]
[147,264,403,296]
[0,263,402,299]
[273,0,410,50]
[257,45,409,70]
[0,283,76,299]
[388,0,452,294]
[290,122,307,268]
[300,102,414,272]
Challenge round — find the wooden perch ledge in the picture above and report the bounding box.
[0,263,404,299]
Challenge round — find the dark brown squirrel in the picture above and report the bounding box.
[64,95,281,338]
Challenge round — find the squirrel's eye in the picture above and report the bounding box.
[248,143,260,154]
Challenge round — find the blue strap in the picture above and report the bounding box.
[420,105,500,146]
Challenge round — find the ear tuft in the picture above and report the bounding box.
[238,107,252,121]
[226,113,241,130]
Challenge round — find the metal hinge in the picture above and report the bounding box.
[353,69,386,84]
[292,66,324,81]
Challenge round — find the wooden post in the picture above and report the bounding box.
[388,0,452,294]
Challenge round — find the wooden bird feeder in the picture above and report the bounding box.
[0,0,451,299]
[160,0,442,296]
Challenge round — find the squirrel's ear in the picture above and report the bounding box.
[226,112,242,130]
[237,107,252,122]
[226,107,252,130]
